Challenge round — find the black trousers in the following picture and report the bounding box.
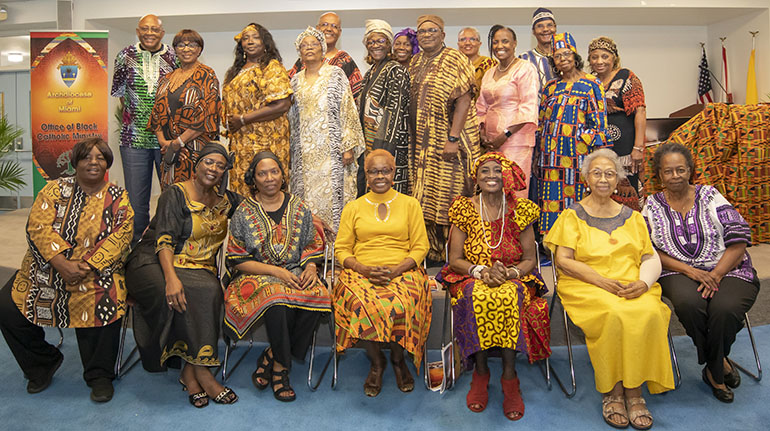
[263,305,322,370]
[660,273,759,384]
[125,257,169,372]
[0,273,121,384]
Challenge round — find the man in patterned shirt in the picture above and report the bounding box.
[111,14,177,244]
[520,7,557,93]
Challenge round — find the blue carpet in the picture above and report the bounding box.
[0,325,768,430]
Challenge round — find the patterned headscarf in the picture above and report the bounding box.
[588,36,619,58]
[472,152,527,198]
[394,28,419,55]
[363,19,393,45]
[234,24,258,42]
[294,26,327,56]
[551,32,577,54]
[195,142,235,196]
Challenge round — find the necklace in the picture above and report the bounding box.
[478,193,506,249]
[364,194,397,222]
[168,62,199,93]
[497,57,517,73]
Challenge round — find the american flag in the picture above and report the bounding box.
[698,46,714,104]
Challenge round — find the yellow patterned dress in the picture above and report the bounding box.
[12,177,134,328]
[471,55,498,100]
[334,188,432,367]
[221,60,293,195]
[438,195,550,366]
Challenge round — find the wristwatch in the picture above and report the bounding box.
[504,129,513,138]
[447,135,460,143]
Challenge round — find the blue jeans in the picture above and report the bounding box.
[120,146,161,245]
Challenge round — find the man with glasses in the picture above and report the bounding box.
[409,15,480,265]
[111,14,177,245]
[520,7,557,92]
[457,27,497,98]
[288,11,362,102]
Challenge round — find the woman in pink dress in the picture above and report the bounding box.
[477,25,539,197]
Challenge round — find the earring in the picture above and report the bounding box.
[614,188,618,194]
[585,186,591,193]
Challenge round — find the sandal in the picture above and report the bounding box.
[466,370,490,412]
[391,358,415,392]
[501,376,525,421]
[602,394,629,429]
[626,397,653,430]
[179,378,187,391]
[188,391,209,408]
[252,348,273,390]
[272,369,296,402]
[364,352,386,397]
[212,387,238,404]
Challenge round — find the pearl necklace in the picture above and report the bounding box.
[364,194,397,222]
[497,57,517,73]
[478,193,505,249]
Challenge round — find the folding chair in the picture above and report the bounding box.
[307,242,337,391]
[114,301,141,379]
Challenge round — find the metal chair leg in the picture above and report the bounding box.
[56,328,63,349]
[307,311,337,391]
[730,312,762,381]
[669,330,682,388]
[115,306,140,379]
[220,335,253,383]
[545,261,577,398]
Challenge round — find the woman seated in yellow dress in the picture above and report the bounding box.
[545,148,674,430]
[334,149,432,397]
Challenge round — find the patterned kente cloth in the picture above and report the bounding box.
[12,177,133,328]
[644,103,770,243]
[471,55,498,100]
[438,196,550,365]
[334,268,432,368]
[223,195,331,339]
[221,60,293,196]
[536,74,609,234]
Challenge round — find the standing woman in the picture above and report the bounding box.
[536,32,609,235]
[358,19,411,195]
[393,28,419,68]
[149,29,220,190]
[221,23,292,196]
[588,36,647,209]
[288,27,365,233]
[477,25,539,197]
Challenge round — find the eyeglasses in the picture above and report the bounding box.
[553,52,573,60]
[299,42,322,50]
[366,38,388,47]
[200,157,227,171]
[458,37,480,43]
[588,169,617,180]
[138,26,162,34]
[417,27,441,36]
[366,168,394,176]
[318,22,340,30]
[661,167,689,177]
[175,42,200,50]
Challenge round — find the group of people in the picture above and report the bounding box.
[0,6,759,431]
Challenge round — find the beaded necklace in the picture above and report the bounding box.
[478,193,505,249]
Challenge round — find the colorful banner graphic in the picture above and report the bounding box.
[30,31,109,195]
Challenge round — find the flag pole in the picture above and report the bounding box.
[701,42,729,99]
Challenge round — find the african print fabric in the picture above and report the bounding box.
[288,50,363,102]
[148,63,220,189]
[111,43,177,149]
[409,47,481,226]
[438,196,550,365]
[221,60,293,196]
[223,195,331,340]
[359,60,411,194]
[643,185,757,283]
[519,49,556,94]
[288,64,365,232]
[645,103,770,243]
[536,74,609,234]
[471,55,498,100]
[12,177,133,328]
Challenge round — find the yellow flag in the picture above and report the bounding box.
[746,48,757,104]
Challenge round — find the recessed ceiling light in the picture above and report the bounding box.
[7,53,24,63]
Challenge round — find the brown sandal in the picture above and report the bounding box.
[602,395,629,429]
[364,352,386,397]
[626,397,653,430]
[391,359,415,392]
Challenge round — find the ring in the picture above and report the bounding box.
[168,302,173,305]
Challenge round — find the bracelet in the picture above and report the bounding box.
[509,265,521,279]
[468,264,477,277]
[176,137,185,148]
[239,115,246,127]
[504,129,513,138]
[447,135,460,143]
[471,265,487,279]
[632,146,644,152]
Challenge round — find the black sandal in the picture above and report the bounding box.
[212,387,238,404]
[272,369,296,402]
[252,348,273,390]
[188,391,209,408]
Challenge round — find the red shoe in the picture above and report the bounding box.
[466,370,490,412]
[501,376,524,421]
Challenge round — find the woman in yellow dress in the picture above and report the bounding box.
[545,148,673,430]
[221,23,292,196]
[334,149,431,397]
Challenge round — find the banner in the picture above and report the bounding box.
[30,31,109,195]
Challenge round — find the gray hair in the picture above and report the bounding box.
[581,148,627,180]
[458,27,481,40]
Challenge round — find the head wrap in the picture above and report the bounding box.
[551,32,577,54]
[472,152,527,198]
[417,14,444,31]
[532,7,556,27]
[294,26,327,56]
[234,24,258,42]
[195,142,234,196]
[244,151,286,192]
[363,19,393,46]
[394,28,419,55]
[588,36,619,58]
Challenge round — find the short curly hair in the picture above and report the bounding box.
[651,142,695,182]
[580,148,626,181]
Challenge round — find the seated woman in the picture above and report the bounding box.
[545,148,674,430]
[643,143,759,403]
[334,149,431,397]
[125,143,241,408]
[439,152,550,421]
[223,151,331,402]
[0,138,133,403]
